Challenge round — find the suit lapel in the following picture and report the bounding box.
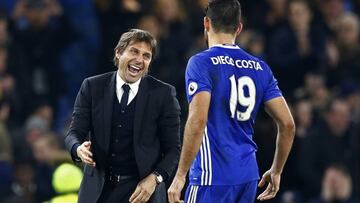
[103,72,116,153]
[134,76,149,141]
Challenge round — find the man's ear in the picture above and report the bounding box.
[115,49,122,59]
[235,23,243,36]
[204,16,210,32]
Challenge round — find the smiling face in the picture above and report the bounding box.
[116,41,152,83]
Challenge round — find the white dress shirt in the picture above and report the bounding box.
[115,71,141,105]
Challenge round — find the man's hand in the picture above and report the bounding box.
[257,169,281,201]
[76,141,96,167]
[129,173,157,203]
[168,175,186,203]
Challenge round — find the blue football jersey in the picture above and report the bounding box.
[185,44,282,186]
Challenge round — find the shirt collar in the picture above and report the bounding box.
[116,71,141,93]
[211,44,241,49]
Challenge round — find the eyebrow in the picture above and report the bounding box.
[130,46,152,57]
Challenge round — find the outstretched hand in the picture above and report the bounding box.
[257,169,281,201]
[76,141,96,167]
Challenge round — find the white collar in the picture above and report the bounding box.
[116,71,141,94]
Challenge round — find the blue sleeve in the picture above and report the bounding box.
[262,62,283,102]
[185,55,212,102]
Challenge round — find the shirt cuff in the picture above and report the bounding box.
[71,143,81,162]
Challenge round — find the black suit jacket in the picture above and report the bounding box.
[65,72,181,203]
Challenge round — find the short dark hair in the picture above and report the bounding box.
[113,29,157,67]
[205,0,242,33]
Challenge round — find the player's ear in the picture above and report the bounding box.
[235,23,243,36]
[204,16,210,32]
[115,49,122,59]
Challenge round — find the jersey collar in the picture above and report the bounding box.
[211,44,241,49]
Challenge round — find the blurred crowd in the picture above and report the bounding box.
[0,0,359,202]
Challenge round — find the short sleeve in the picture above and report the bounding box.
[262,63,282,102]
[185,55,212,102]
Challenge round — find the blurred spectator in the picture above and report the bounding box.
[282,100,314,191]
[0,13,8,45]
[298,99,359,198]
[309,164,359,203]
[341,83,360,123]
[136,15,161,40]
[268,0,326,92]
[0,99,11,162]
[9,0,67,117]
[294,100,314,138]
[11,103,52,161]
[247,0,287,38]
[294,73,331,120]
[95,0,143,74]
[31,133,70,165]
[186,0,208,36]
[151,0,190,73]
[326,12,360,86]
[0,47,13,94]
[3,161,36,203]
[51,0,100,133]
[237,29,265,59]
[31,134,71,202]
[315,0,346,38]
[0,16,25,129]
[144,0,190,122]
[0,98,12,202]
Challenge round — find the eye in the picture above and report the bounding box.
[143,54,151,61]
[130,48,139,55]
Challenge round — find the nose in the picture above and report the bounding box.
[135,54,143,63]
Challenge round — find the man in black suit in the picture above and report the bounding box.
[65,29,181,203]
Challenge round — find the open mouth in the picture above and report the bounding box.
[128,64,142,74]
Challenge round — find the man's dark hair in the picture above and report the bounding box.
[205,0,242,33]
[113,29,157,67]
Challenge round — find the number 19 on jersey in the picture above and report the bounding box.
[229,75,256,121]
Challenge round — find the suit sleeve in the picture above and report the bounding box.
[65,78,92,162]
[155,85,181,179]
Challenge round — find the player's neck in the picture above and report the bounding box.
[208,32,236,48]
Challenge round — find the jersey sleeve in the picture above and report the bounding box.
[185,55,212,103]
[262,62,283,102]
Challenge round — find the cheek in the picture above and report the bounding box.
[144,62,151,70]
[118,58,128,69]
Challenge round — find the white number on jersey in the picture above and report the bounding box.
[229,75,256,121]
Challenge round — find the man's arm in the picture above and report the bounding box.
[168,91,211,203]
[258,96,295,201]
[64,78,95,166]
[129,85,181,203]
[153,85,182,179]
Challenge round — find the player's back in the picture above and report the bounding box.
[185,44,282,186]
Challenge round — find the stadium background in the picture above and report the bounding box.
[0,0,359,202]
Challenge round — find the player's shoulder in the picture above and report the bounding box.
[186,48,217,70]
[239,48,266,64]
[239,48,273,72]
[188,50,210,64]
